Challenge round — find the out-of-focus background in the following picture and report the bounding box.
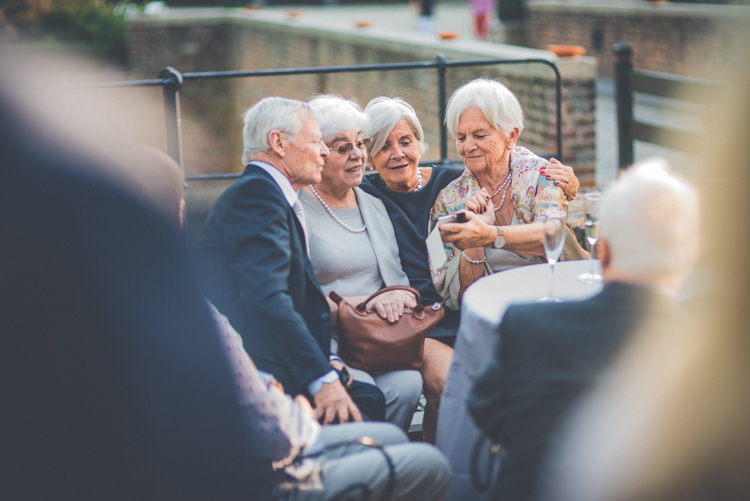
[2,0,748,239]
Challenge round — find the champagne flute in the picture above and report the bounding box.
[577,192,605,283]
[539,208,567,303]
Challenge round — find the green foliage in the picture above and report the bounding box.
[5,0,131,63]
[41,0,129,62]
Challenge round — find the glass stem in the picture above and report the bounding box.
[549,262,555,299]
[588,251,594,275]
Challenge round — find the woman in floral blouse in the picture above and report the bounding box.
[429,77,579,309]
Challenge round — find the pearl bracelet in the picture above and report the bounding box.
[461,250,486,265]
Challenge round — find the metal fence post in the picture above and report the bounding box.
[613,43,634,171]
[158,66,186,233]
[436,54,448,163]
[159,66,184,168]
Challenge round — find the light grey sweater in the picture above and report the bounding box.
[299,187,409,299]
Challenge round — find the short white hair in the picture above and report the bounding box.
[598,157,699,279]
[307,94,370,144]
[242,97,314,164]
[445,77,524,137]
[363,97,427,158]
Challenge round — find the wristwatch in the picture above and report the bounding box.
[492,226,506,249]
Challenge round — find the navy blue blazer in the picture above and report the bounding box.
[195,164,332,397]
[468,281,678,501]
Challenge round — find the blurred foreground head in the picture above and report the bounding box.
[0,48,265,500]
[598,158,699,289]
[540,38,750,501]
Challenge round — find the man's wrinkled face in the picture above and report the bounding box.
[285,113,329,187]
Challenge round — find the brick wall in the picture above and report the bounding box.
[127,8,597,181]
[523,1,749,79]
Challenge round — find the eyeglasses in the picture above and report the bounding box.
[327,137,371,156]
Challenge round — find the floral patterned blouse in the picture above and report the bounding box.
[427,146,567,298]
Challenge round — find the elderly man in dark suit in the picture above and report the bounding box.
[467,158,700,501]
[196,97,382,424]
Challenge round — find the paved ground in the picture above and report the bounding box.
[254,1,477,38]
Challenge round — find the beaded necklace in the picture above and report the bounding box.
[308,186,367,234]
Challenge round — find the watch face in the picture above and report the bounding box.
[494,236,506,249]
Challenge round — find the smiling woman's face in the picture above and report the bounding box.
[320,128,367,191]
[456,106,516,176]
[369,118,421,192]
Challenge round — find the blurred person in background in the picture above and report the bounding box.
[471,0,497,40]
[537,43,750,501]
[468,158,700,501]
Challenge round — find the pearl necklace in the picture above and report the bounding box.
[413,168,423,192]
[491,169,512,212]
[309,185,367,234]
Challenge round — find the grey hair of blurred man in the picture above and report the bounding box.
[598,157,699,283]
[125,146,185,228]
[307,95,370,144]
[445,77,525,138]
[363,96,427,159]
[242,97,315,164]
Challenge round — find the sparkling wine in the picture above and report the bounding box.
[585,220,599,248]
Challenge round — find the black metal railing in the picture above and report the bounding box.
[62,54,563,182]
[613,43,724,170]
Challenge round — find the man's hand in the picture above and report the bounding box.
[313,379,362,425]
[439,211,495,250]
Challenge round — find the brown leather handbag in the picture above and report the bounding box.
[329,285,446,372]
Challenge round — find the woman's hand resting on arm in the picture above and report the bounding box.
[541,158,579,200]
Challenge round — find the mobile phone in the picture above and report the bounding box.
[436,212,468,226]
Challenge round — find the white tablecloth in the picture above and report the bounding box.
[435,260,604,501]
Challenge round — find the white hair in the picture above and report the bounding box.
[598,157,699,279]
[445,77,525,137]
[307,94,370,144]
[241,97,314,164]
[363,97,427,159]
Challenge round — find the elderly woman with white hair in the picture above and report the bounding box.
[429,77,584,309]
[359,93,579,441]
[299,94,428,432]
